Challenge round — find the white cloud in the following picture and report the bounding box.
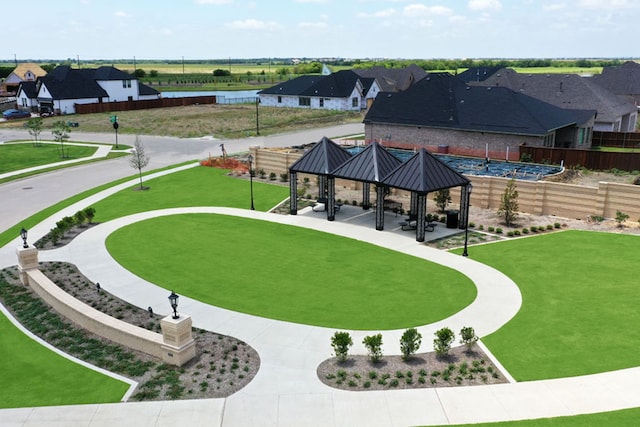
[225,19,281,30]
[114,11,132,18]
[468,0,502,11]
[543,3,566,11]
[578,0,638,9]
[404,4,453,16]
[298,21,329,29]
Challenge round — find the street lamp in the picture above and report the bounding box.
[20,227,28,248]
[168,291,179,319]
[462,184,473,257]
[247,154,255,210]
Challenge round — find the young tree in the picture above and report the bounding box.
[83,207,96,224]
[400,328,422,361]
[362,334,383,363]
[497,178,519,227]
[433,327,455,357]
[52,120,71,158]
[459,326,479,352]
[615,210,629,228]
[26,117,43,147]
[331,331,353,362]
[73,209,86,226]
[433,189,452,213]
[129,136,151,190]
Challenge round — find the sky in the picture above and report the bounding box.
[7,0,640,61]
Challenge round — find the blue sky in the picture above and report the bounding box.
[8,0,640,60]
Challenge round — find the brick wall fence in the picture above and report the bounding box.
[250,147,640,220]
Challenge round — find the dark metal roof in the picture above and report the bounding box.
[257,75,321,95]
[289,136,352,175]
[381,148,470,194]
[331,140,402,183]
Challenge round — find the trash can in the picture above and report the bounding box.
[446,210,459,229]
[437,144,449,154]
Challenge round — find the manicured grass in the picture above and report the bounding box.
[0,306,129,408]
[106,214,476,329]
[453,230,640,381]
[433,407,640,426]
[91,166,289,222]
[0,143,98,173]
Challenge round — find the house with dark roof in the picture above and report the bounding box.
[477,68,637,132]
[364,73,596,159]
[16,81,38,111]
[456,66,502,83]
[25,65,160,114]
[258,70,378,111]
[591,61,640,108]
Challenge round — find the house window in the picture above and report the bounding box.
[578,128,585,145]
[277,96,282,103]
[319,98,324,107]
[299,97,310,106]
[352,97,358,108]
[543,133,555,147]
[122,80,131,88]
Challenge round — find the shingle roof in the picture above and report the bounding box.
[259,70,372,98]
[353,64,427,92]
[11,63,47,80]
[381,148,470,194]
[289,136,352,175]
[331,140,402,183]
[138,82,160,96]
[364,72,590,136]
[478,68,635,124]
[592,61,640,98]
[258,75,322,95]
[40,66,108,99]
[17,81,37,98]
[457,66,502,83]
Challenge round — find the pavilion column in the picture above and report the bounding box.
[327,177,336,221]
[318,175,327,199]
[289,172,298,215]
[375,185,385,231]
[459,185,469,229]
[416,193,427,242]
[410,192,418,218]
[362,182,371,210]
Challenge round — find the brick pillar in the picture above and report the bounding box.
[160,315,196,366]
[16,246,39,285]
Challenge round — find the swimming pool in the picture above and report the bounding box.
[346,147,563,181]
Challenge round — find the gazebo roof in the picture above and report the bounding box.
[331,140,402,183]
[289,136,352,175]
[381,148,470,193]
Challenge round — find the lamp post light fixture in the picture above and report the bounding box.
[462,184,473,257]
[168,291,179,319]
[20,227,28,248]
[247,154,255,210]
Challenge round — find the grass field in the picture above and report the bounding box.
[106,214,476,330]
[0,306,130,408]
[453,230,640,381]
[0,143,98,174]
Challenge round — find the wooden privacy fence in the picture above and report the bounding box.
[592,131,640,148]
[520,146,640,172]
[75,96,216,114]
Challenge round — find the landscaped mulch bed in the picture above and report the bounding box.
[318,345,508,391]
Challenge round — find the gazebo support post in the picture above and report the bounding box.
[410,192,418,219]
[362,182,371,210]
[459,184,469,229]
[375,185,385,231]
[289,171,298,215]
[318,175,327,200]
[327,177,336,221]
[416,193,427,242]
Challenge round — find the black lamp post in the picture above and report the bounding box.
[462,184,473,257]
[20,227,28,248]
[168,291,179,319]
[247,154,255,210]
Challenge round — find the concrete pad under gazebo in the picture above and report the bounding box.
[289,138,472,242]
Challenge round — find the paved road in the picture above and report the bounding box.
[0,123,363,232]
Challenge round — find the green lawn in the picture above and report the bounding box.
[0,143,98,173]
[91,166,289,222]
[0,306,129,408]
[106,214,476,330]
[454,230,640,381]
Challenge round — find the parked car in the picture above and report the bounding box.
[2,109,31,119]
[39,106,54,117]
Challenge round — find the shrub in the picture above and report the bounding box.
[258,169,266,179]
[400,328,422,361]
[459,326,479,352]
[478,224,484,230]
[488,226,495,232]
[83,207,96,224]
[331,331,353,362]
[269,172,276,181]
[514,230,521,236]
[530,226,537,232]
[363,334,383,363]
[507,231,514,237]
[546,224,554,230]
[522,227,529,234]
[615,210,629,227]
[279,172,289,182]
[496,227,503,234]
[554,222,561,228]
[469,222,475,228]
[74,210,86,225]
[433,327,455,356]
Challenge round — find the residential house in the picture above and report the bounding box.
[28,65,160,115]
[352,64,427,108]
[2,62,47,94]
[258,70,378,111]
[456,66,502,83]
[364,73,596,159]
[591,61,640,108]
[15,81,38,111]
[477,68,637,132]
